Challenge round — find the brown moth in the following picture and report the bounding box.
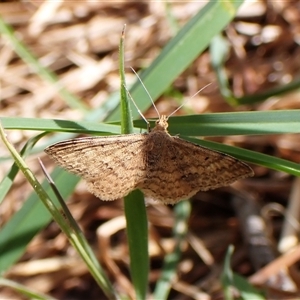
[45,115,253,204]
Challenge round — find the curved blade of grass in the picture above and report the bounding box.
[231,274,265,300]
[107,0,245,122]
[0,117,125,135]
[187,137,300,176]
[222,245,235,300]
[0,16,89,113]
[237,77,300,105]
[3,110,300,137]
[0,278,57,300]
[154,201,191,299]
[210,33,300,106]
[221,246,264,300]
[0,125,117,299]
[0,132,46,204]
[119,28,149,299]
[40,161,111,286]
[0,168,78,272]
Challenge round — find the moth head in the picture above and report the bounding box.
[152,115,169,132]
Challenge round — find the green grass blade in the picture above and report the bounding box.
[43,169,115,297]
[107,0,245,121]
[0,16,89,112]
[232,274,265,300]
[0,278,57,300]
[0,126,117,299]
[0,132,46,204]
[124,190,149,300]
[1,117,125,135]
[221,245,234,300]
[221,246,264,300]
[0,128,80,272]
[188,137,300,176]
[3,110,300,137]
[210,34,234,103]
[154,201,191,299]
[119,25,133,135]
[210,32,300,106]
[119,29,149,299]
[3,110,300,177]
[237,77,300,105]
[135,110,300,137]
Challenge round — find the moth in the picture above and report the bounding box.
[45,115,253,204]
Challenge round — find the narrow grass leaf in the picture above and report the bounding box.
[221,245,234,300]
[107,0,245,121]
[0,278,57,300]
[232,274,265,300]
[189,138,300,176]
[154,201,191,299]
[210,33,300,106]
[0,126,117,299]
[119,29,149,299]
[124,190,149,300]
[210,34,234,103]
[3,110,300,137]
[0,17,89,113]
[0,132,46,204]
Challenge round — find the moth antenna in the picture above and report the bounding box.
[123,83,150,131]
[130,66,160,119]
[168,82,213,118]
